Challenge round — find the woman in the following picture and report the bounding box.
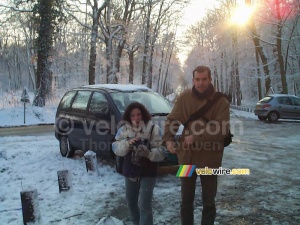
[112,102,165,225]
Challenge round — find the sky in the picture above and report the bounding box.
[176,0,252,64]
[176,0,219,64]
[179,0,219,28]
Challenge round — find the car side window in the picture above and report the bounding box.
[277,97,292,105]
[71,91,91,112]
[89,92,110,115]
[291,97,300,106]
[58,91,76,111]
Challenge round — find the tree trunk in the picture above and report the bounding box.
[230,57,236,105]
[157,47,165,93]
[162,41,174,96]
[24,38,36,91]
[251,28,271,94]
[126,44,139,84]
[219,52,224,93]
[88,8,99,85]
[160,40,172,93]
[212,65,218,91]
[284,15,299,94]
[246,0,271,94]
[128,51,134,84]
[275,0,288,94]
[6,61,12,90]
[224,51,230,94]
[105,37,112,83]
[147,45,154,88]
[33,0,55,107]
[232,28,241,105]
[141,2,152,85]
[147,1,165,88]
[116,39,126,74]
[294,78,299,95]
[105,1,117,84]
[255,48,262,100]
[235,58,241,105]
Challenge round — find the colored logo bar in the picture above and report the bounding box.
[176,165,196,177]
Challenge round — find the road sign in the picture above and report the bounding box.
[21,89,30,103]
[21,88,30,124]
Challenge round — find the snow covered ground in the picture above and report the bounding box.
[0,90,59,127]
[0,102,300,224]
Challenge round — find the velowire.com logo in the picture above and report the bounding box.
[176,165,250,177]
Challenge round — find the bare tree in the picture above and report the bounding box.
[125,43,139,83]
[272,0,297,93]
[140,0,153,85]
[1,0,63,106]
[140,0,185,87]
[19,15,37,91]
[113,0,137,74]
[64,0,109,85]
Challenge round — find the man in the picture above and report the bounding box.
[163,66,230,225]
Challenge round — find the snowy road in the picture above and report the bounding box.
[0,124,54,137]
[0,111,299,225]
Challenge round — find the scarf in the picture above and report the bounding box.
[192,84,215,100]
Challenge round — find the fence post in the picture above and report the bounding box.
[57,170,72,193]
[84,150,99,176]
[20,189,41,224]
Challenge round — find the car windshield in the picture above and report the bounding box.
[259,96,272,103]
[110,91,172,114]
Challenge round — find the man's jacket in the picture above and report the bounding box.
[163,88,230,168]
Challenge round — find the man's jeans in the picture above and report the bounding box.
[180,173,218,225]
[125,177,157,225]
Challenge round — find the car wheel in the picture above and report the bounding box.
[258,116,267,121]
[268,111,279,122]
[59,135,75,158]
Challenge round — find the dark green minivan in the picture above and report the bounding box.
[55,84,178,165]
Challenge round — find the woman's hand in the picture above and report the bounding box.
[128,137,140,145]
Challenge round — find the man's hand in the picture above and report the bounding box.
[137,145,150,157]
[183,135,193,148]
[166,141,176,154]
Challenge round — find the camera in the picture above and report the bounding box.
[132,138,149,148]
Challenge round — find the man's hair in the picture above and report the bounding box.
[192,66,211,79]
[123,102,151,124]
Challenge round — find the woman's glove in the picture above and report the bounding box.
[137,145,150,157]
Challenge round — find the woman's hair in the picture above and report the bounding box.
[123,102,151,124]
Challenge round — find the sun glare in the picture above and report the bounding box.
[231,5,253,26]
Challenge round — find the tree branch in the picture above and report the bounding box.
[0,4,32,12]
[63,6,92,30]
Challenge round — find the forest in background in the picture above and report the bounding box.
[0,0,299,107]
